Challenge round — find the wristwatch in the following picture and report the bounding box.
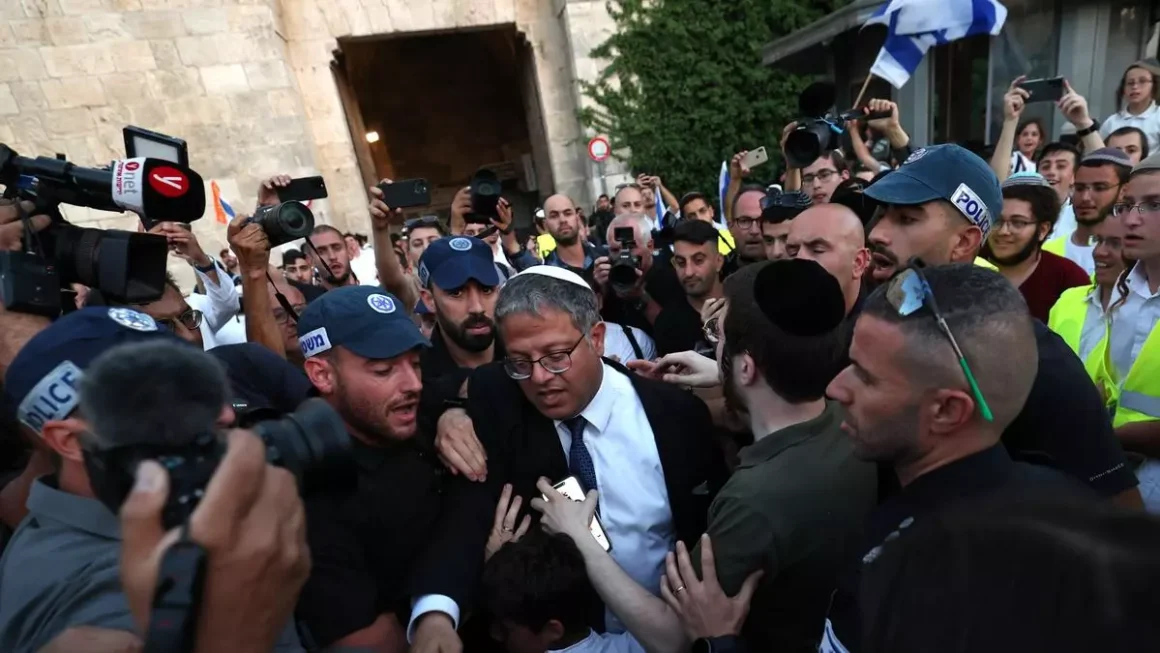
[1075,120,1100,137]
[194,260,217,274]
[692,636,745,653]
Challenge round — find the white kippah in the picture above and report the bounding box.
[512,265,592,290]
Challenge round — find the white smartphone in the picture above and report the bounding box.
[549,476,612,552]
[740,147,769,169]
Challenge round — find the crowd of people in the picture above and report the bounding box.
[1,59,1160,653]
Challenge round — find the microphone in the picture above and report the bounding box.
[0,145,207,223]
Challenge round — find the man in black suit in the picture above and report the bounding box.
[293,286,491,653]
[464,265,728,638]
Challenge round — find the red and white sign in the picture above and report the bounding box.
[587,136,611,162]
[111,157,146,214]
[149,166,190,198]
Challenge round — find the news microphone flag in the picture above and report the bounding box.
[110,158,207,222]
[211,181,236,225]
[866,0,1008,88]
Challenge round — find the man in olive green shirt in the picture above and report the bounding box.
[686,259,877,652]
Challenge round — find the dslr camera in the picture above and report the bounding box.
[608,226,641,294]
[248,201,315,247]
[0,129,206,317]
[89,398,354,530]
[783,81,891,169]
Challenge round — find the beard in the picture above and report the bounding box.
[334,375,417,443]
[847,403,923,465]
[991,236,1041,267]
[1075,204,1112,228]
[553,225,580,247]
[439,312,496,353]
[719,351,748,418]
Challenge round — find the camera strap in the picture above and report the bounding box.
[13,200,46,257]
[300,236,343,288]
[143,524,207,653]
[265,269,300,324]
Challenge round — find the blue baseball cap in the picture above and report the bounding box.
[296,286,429,360]
[4,307,184,433]
[417,236,499,290]
[864,144,1002,238]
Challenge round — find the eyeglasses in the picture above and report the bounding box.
[993,218,1038,232]
[885,266,993,422]
[1087,234,1124,249]
[802,169,838,186]
[730,216,761,231]
[504,334,587,380]
[157,308,203,332]
[1111,201,1160,217]
[1124,78,1153,88]
[273,304,307,324]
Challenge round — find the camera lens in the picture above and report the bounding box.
[609,261,637,289]
[253,202,316,247]
[51,224,169,304]
[252,398,355,496]
[784,121,834,169]
[416,181,428,195]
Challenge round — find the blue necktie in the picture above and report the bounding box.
[565,416,598,495]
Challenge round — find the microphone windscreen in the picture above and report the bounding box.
[111,158,207,222]
[753,258,846,337]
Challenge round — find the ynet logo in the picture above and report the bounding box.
[952,183,989,234]
[298,327,333,358]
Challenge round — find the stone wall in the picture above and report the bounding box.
[0,0,615,289]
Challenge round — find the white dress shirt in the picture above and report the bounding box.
[553,363,675,633]
[603,323,656,364]
[1063,231,1095,277]
[1100,102,1160,154]
[189,262,245,350]
[351,246,379,286]
[1051,198,1077,243]
[1079,288,1111,363]
[1109,262,1160,380]
[551,629,646,653]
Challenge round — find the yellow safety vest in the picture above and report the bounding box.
[717,227,736,256]
[1046,285,1110,391]
[973,257,997,270]
[1106,320,1160,428]
[537,233,557,256]
[1043,236,1066,257]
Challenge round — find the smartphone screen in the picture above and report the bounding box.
[549,477,612,552]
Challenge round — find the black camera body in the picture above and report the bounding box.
[783,82,891,169]
[249,201,315,247]
[760,189,813,223]
[87,398,354,530]
[609,226,641,293]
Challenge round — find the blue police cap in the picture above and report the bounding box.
[416,236,499,290]
[4,307,183,433]
[864,144,1002,239]
[296,286,429,360]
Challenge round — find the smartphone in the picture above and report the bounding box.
[549,477,612,552]
[378,178,431,209]
[277,176,328,203]
[1018,76,1065,103]
[740,147,769,169]
[123,126,189,166]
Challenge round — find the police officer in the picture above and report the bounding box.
[0,307,304,652]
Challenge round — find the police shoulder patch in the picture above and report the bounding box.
[367,293,396,314]
[107,308,158,332]
[449,237,473,252]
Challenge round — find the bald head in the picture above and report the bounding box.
[787,204,869,313]
[543,193,582,246]
[614,185,646,215]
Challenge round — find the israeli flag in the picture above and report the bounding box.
[717,161,730,225]
[867,0,1008,88]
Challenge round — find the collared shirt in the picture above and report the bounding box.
[0,478,303,652]
[1050,198,1077,242]
[544,242,603,275]
[0,478,130,653]
[1109,262,1160,380]
[552,363,674,634]
[190,260,246,349]
[602,322,656,363]
[1080,286,1112,362]
[693,401,876,652]
[1100,101,1160,153]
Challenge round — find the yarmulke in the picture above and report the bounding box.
[511,265,592,290]
[1002,172,1052,189]
[752,259,847,337]
[1082,147,1132,168]
[1131,150,1160,177]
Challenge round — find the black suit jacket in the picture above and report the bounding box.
[466,358,729,549]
